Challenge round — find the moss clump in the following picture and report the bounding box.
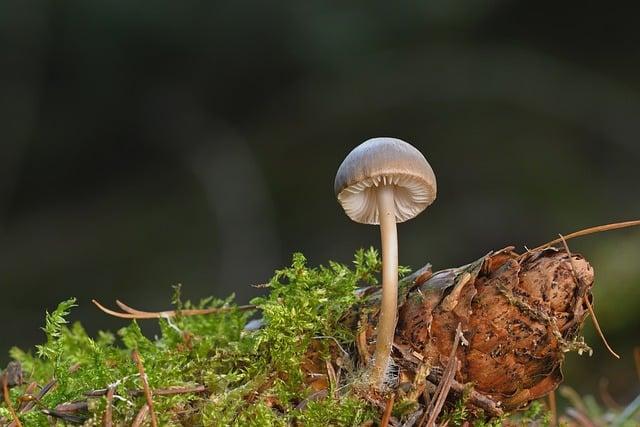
[1,249,382,426]
[2,248,572,426]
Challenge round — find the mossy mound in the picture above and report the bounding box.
[1,249,554,426]
[1,250,381,426]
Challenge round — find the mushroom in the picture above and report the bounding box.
[334,137,436,389]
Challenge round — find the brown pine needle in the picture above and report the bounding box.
[2,375,22,427]
[132,350,158,427]
[548,390,557,427]
[16,382,38,413]
[558,235,620,359]
[131,404,149,427]
[583,296,620,359]
[92,299,255,319]
[131,385,208,397]
[526,219,640,254]
[380,393,395,427]
[103,386,115,427]
[87,384,208,398]
[422,323,463,427]
[116,300,156,315]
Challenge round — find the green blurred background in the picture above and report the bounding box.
[1,0,639,407]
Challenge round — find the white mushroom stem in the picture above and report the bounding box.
[371,184,398,389]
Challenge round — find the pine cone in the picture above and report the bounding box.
[395,247,593,411]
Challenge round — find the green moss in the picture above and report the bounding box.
[1,249,385,426]
[293,396,375,426]
[7,248,606,426]
[507,400,551,426]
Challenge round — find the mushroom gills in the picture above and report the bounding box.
[338,174,434,224]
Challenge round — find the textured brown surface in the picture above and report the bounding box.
[395,247,594,411]
[302,247,595,416]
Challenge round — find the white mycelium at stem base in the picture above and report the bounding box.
[371,184,399,388]
[334,137,437,390]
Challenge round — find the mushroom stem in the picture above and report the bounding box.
[371,184,398,389]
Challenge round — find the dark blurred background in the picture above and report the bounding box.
[2,0,639,406]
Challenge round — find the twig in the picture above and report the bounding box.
[93,299,255,319]
[380,393,395,427]
[104,386,115,427]
[132,350,158,427]
[525,219,640,254]
[132,404,149,427]
[2,375,22,427]
[558,235,620,359]
[422,323,463,427]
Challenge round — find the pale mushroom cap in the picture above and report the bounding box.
[334,137,437,224]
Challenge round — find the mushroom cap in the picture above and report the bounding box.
[334,137,437,224]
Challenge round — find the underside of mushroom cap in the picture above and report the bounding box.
[335,138,437,224]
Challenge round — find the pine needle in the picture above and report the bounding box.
[103,385,115,427]
[421,323,463,427]
[548,390,557,427]
[92,299,254,319]
[558,235,620,359]
[2,375,22,427]
[131,404,149,427]
[380,393,395,427]
[132,351,158,427]
[526,219,640,254]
